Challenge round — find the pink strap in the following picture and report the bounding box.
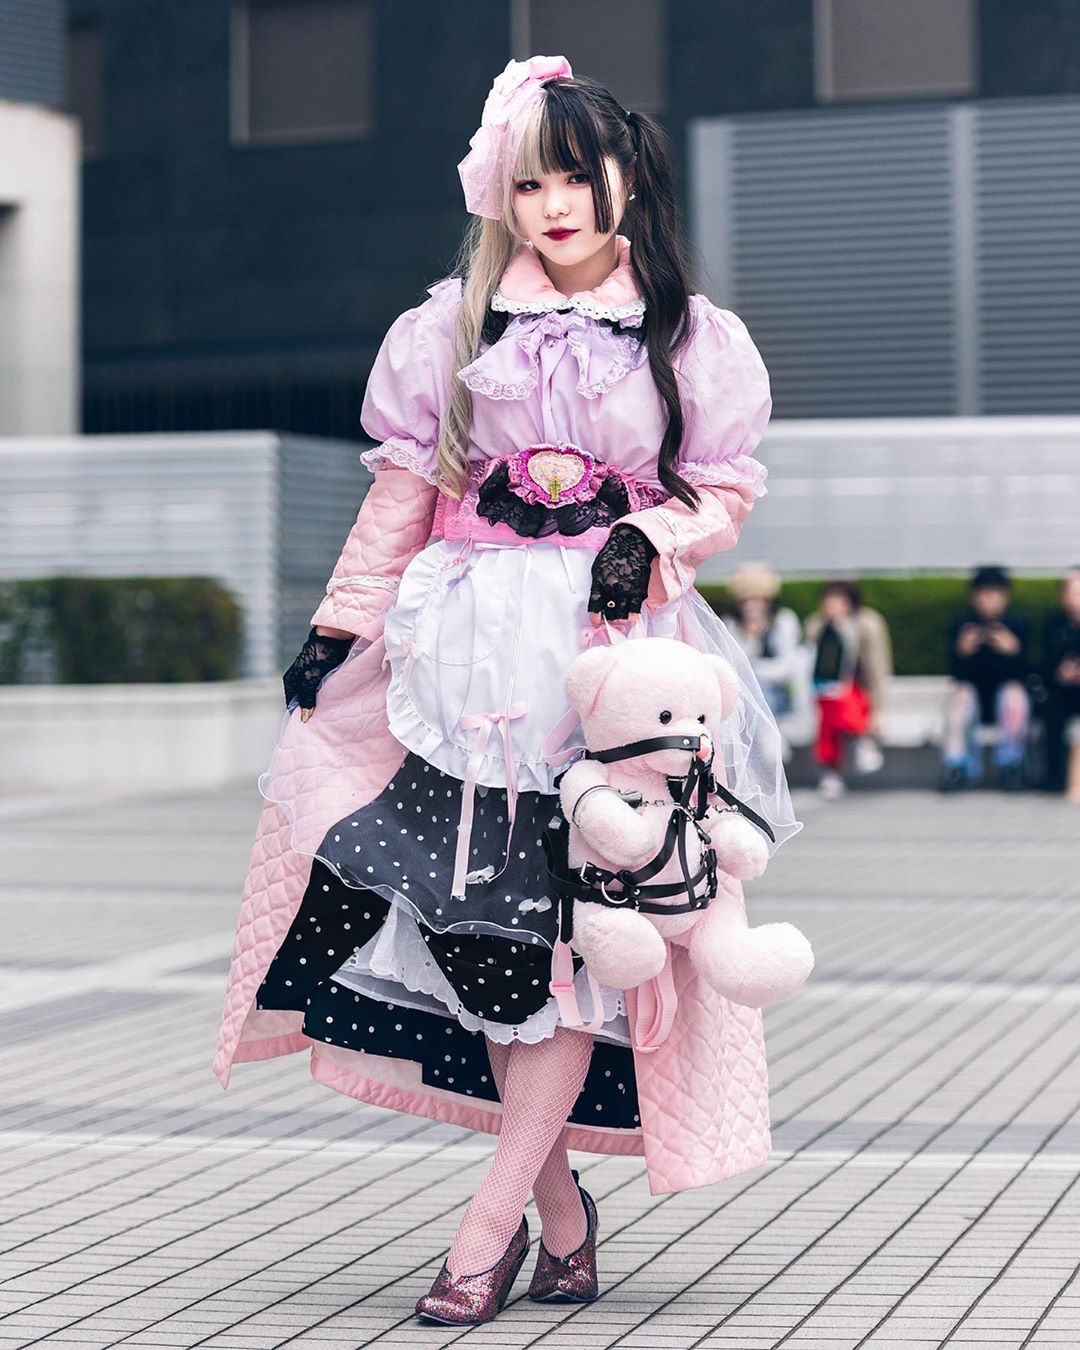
[433,543,474,740]
[548,941,607,1033]
[548,939,582,1026]
[541,706,585,768]
[400,637,420,684]
[628,946,678,1053]
[450,702,529,900]
[448,542,534,901]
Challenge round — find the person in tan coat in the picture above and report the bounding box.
[802,580,893,798]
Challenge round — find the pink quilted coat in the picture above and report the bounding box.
[214,245,779,1195]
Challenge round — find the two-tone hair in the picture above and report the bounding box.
[435,75,700,510]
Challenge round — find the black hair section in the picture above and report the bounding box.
[486,76,700,509]
[822,578,862,610]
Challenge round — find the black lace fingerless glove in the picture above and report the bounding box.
[282,628,354,710]
[588,524,659,621]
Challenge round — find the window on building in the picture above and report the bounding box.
[514,0,665,112]
[66,23,105,157]
[233,0,375,144]
[815,0,976,103]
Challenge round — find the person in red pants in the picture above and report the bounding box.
[803,580,893,799]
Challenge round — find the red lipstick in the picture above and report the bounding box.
[544,228,578,241]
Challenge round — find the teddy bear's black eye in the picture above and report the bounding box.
[697,714,706,723]
[659,710,672,724]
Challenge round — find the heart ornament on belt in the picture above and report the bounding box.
[510,443,599,506]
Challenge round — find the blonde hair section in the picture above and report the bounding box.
[434,106,548,500]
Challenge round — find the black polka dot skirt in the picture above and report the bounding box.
[313,750,564,945]
[255,753,641,1130]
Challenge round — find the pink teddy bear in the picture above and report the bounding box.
[558,636,814,1007]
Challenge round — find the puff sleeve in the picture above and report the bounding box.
[614,297,773,610]
[308,279,460,640]
[673,298,771,499]
[357,277,460,482]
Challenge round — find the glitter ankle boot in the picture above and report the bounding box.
[527,1169,599,1302]
[415,1215,530,1325]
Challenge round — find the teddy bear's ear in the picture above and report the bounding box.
[564,646,621,718]
[702,654,740,720]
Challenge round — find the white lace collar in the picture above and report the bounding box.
[491,234,646,325]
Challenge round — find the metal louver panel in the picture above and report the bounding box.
[691,97,1080,419]
[692,107,956,418]
[977,98,1080,414]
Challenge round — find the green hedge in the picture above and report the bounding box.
[697,574,1065,677]
[0,577,243,684]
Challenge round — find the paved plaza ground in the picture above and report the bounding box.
[0,779,1078,1349]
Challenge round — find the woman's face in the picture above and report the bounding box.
[822,591,853,622]
[512,156,629,270]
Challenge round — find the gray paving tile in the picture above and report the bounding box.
[1,786,1078,1346]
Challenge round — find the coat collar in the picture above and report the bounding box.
[491,234,645,325]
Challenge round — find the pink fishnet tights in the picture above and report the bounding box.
[445,1026,593,1278]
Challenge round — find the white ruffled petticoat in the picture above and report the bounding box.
[332,903,631,1046]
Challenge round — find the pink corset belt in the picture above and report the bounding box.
[432,443,665,550]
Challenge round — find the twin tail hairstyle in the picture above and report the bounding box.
[435,74,701,511]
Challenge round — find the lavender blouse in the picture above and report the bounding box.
[358,272,771,505]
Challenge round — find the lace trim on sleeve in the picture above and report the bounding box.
[359,437,439,485]
[679,454,769,499]
[324,574,400,595]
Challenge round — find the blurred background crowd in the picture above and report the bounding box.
[2,0,1079,806]
[725,561,1080,801]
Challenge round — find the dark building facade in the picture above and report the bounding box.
[55,0,1080,438]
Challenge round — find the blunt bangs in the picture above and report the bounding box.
[511,81,617,234]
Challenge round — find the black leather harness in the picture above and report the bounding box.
[542,733,776,947]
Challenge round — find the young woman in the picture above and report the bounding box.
[723,560,807,757]
[803,580,891,798]
[214,55,800,1324]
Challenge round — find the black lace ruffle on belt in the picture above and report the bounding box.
[475,461,633,538]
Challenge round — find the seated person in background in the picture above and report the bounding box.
[940,564,1031,792]
[723,562,806,759]
[803,580,892,800]
[1040,565,1080,798]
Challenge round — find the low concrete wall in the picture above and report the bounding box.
[0,678,284,793]
[0,674,1049,796]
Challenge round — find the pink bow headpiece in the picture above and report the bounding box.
[458,54,573,219]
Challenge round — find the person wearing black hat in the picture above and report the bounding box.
[940,565,1031,791]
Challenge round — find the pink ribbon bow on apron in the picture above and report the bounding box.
[450,701,530,901]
